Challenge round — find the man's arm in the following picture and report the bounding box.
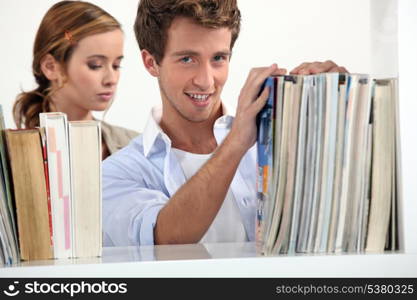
[154,64,285,244]
[154,60,347,245]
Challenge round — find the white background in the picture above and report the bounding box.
[0,0,377,131]
[0,0,415,252]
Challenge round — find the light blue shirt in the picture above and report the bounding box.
[102,105,257,246]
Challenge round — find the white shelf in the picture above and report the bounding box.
[1,242,416,277]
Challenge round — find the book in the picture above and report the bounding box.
[263,77,290,253]
[39,112,73,259]
[327,76,348,252]
[68,121,102,258]
[273,75,303,254]
[257,74,401,255]
[4,129,53,260]
[297,76,319,253]
[306,74,325,253]
[288,76,309,253]
[314,73,339,252]
[365,79,398,252]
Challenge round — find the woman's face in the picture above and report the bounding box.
[53,29,124,115]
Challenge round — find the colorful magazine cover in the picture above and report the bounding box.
[256,76,276,249]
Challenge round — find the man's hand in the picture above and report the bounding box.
[155,64,286,244]
[229,64,286,153]
[290,60,348,75]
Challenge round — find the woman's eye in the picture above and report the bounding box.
[88,64,102,70]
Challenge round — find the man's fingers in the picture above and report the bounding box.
[241,64,278,99]
[254,63,279,82]
[276,68,287,75]
[243,65,275,90]
[302,60,334,74]
[326,65,348,73]
[290,62,310,74]
[319,60,337,71]
[252,85,270,113]
[290,60,348,75]
[247,64,276,81]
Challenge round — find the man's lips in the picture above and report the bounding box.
[184,92,213,107]
[185,92,214,101]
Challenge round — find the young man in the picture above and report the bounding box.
[102,0,347,246]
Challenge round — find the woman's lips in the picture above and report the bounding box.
[97,92,113,101]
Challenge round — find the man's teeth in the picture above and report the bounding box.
[188,93,209,101]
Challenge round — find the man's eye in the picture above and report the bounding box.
[214,55,225,61]
[181,57,192,63]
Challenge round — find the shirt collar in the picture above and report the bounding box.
[142,102,235,157]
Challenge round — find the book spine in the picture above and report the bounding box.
[40,128,54,249]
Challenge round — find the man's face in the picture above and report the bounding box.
[155,17,231,123]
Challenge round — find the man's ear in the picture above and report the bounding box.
[40,54,62,81]
[141,49,160,77]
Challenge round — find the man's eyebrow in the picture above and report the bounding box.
[171,50,231,57]
[87,55,124,60]
[214,51,232,57]
[171,50,199,57]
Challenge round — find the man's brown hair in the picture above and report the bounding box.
[134,0,241,64]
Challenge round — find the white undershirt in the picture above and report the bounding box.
[171,148,248,243]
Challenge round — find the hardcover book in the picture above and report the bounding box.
[4,129,53,260]
[69,120,102,258]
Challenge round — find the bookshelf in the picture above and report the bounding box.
[1,242,417,277]
[0,0,416,277]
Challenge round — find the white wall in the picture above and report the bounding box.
[0,0,373,131]
[397,0,417,253]
[370,0,398,78]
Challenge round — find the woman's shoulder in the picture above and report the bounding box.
[101,120,139,138]
[100,120,140,154]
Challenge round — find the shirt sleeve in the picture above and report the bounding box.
[102,149,168,246]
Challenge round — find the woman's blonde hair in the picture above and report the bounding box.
[13,0,121,128]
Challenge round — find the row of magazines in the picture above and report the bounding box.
[256,74,401,255]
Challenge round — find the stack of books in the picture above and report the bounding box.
[256,73,400,255]
[0,110,102,264]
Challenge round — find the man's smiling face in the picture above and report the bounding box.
[155,17,232,123]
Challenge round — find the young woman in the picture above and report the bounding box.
[13,0,138,159]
